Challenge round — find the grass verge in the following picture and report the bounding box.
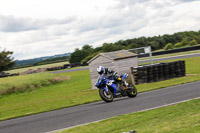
[0,57,200,121]
[60,98,200,133]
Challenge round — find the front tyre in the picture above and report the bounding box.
[99,88,113,102]
[127,84,137,98]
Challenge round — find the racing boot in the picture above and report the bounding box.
[124,80,129,87]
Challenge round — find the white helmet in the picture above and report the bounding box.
[97,66,104,75]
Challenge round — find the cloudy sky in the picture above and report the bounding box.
[0,0,200,60]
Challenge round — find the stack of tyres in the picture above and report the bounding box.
[152,64,159,82]
[174,61,182,77]
[133,60,186,84]
[162,62,169,80]
[147,65,153,83]
[133,67,138,85]
[168,62,175,78]
[133,66,148,84]
[157,63,164,80]
[180,60,186,76]
[140,66,148,83]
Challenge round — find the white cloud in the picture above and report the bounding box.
[0,0,200,60]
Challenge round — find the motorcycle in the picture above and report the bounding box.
[95,73,137,102]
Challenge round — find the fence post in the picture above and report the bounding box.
[130,67,135,85]
[149,46,153,64]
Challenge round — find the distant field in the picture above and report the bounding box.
[6,61,69,74]
[61,98,200,133]
[0,57,200,121]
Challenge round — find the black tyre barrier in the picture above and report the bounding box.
[0,73,19,78]
[47,62,85,71]
[132,60,186,84]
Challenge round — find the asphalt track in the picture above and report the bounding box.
[52,53,200,74]
[0,81,200,133]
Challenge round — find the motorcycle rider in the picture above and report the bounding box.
[97,66,128,86]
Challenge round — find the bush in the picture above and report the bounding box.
[164,43,173,50]
[189,40,198,46]
[181,39,188,46]
[174,42,182,48]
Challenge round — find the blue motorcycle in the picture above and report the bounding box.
[95,73,137,102]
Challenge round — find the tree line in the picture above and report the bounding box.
[69,30,200,63]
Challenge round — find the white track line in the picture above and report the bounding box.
[47,96,200,133]
[139,81,200,95]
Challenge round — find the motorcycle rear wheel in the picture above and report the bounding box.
[127,84,137,98]
[99,89,113,102]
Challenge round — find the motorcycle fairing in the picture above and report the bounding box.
[110,83,117,95]
[122,73,128,80]
[96,74,118,95]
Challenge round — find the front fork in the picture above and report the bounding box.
[103,84,117,95]
[103,86,109,94]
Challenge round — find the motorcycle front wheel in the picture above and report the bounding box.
[99,88,113,102]
[127,83,137,98]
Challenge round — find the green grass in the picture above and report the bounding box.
[60,98,200,133]
[0,72,69,95]
[139,50,200,61]
[0,57,200,121]
[0,73,62,90]
[6,61,69,74]
[0,70,97,121]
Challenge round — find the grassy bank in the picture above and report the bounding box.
[0,57,200,121]
[61,98,200,133]
[0,73,69,95]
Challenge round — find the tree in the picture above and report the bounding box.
[82,44,93,51]
[189,40,198,46]
[82,44,94,55]
[69,45,95,63]
[102,43,123,52]
[0,49,15,72]
[69,49,88,63]
[163,43,173,50]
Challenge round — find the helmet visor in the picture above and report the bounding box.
[98,71,103,75]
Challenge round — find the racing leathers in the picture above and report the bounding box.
[103,68,128,86]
